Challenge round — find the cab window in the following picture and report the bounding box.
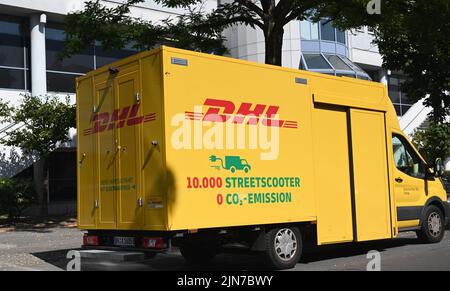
[392,135,426,179]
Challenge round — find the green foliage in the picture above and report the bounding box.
[330,0,450,122]
[411,122,450,164]
[63,0,227,58]
[374,0,450,122]
[63,0,372,66]
[0,95,76,157]
[0,149,36,178]
[0,178,37,220]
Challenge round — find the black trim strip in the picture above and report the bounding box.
[347,110,358,242]
[383,114,394,238]
[397,206,423,221]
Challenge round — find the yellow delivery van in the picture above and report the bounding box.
[77,46,449,269]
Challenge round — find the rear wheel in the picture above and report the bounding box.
[264,226,302,270]
[416,205,445,243]
[180,242,217,265]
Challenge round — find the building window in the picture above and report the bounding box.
[388,75,413,116]
[302,53,371,80]
[45,23,139,93]
[324,54,351,71]
[0,15,30,90]
[95,44,137,69]
[336,28,346,44]
[300,21,319,40]
[46,23,93,93]
[320,20,335,41]
[46,24,94,74]
[303,54,332,70]
[301,20,346,44]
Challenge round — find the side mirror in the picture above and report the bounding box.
[434,158,445,177]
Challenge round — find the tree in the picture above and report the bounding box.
[328,0,450,122]
[0,178,37,221]
[0,95,76,215]
[62,0,228,58]
[411,122,450,165]
[63,0,371,66]
[375,0,450,122]
[0,149,36,178]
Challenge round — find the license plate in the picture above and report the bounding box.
[113,237,135,247]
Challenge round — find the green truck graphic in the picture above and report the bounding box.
[209,155,252,173]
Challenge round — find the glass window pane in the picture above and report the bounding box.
[311,22,319,40]
[303,54,332,70]
[336,29,346,44]
[340,56,367,74]
[320,20,335,41]
[394,104,402,116]
[46,24,94,73]
[388,85,401,103]
[95,46,138,69]
[0,18,25,68]
[47,72,77,93]
[0,67,25,89]
[389,77,399,86]
[401,105,412,116]
[300,21,311,40]
[392,135,426,179]
[324,54,352,70]
[26,69,31,91]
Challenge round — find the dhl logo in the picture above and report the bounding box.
[84,104,156,136]
[185,98,298,129]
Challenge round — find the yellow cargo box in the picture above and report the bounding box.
[77,46,448,269]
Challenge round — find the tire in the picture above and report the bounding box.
[244,167,250,173]
[180,242,217,265]
[416,205,445,244]
[264,226,302,270]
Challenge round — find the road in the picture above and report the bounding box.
[0,227,449,271]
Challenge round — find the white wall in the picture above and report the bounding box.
[223,21,302,69]
[347,28,382,67]
[0,0,216,19]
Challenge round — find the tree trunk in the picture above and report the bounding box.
[264,24,284,66]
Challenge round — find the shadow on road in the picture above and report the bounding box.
[32,249,81,270]
[29,234,430,271]
[301,236,422,264]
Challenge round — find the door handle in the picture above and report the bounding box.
[137,197,143,208]
[395,177,404,183]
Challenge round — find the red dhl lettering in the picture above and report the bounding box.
[185,98,298,129]
[83,104,156,136]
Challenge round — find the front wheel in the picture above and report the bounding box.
[264,226,302,270]
[416,205,445,244]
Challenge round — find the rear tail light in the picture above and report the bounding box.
[83,235,99,246]
[142,237,165,249]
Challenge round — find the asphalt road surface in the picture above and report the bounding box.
[0,227,449,271]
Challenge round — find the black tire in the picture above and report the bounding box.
[180,242,217,265]
[416,205,445,244]
[264,226,302,270]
